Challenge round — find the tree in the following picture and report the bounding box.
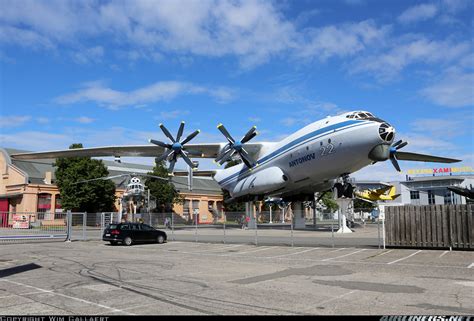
[353,198,377,211]
[318,191,339,212]
[54,143,116,212]
[145,159,182,212]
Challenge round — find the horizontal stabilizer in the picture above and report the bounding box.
[396,152,461,163]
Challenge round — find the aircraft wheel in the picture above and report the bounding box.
[334,183,344,198]
[124,236,133,246]
[343,183,354,198]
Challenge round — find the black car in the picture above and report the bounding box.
[103,223,167,246]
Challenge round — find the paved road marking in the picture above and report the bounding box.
[387,250,422,265]
[375,249,394,257]
[195,244,244,253]
[439,251,449,258]
[227,246,273,255]
[0,291,49,299]
[317,290,358,306]
[267,248,321,258]
[468,263,474,268]
[322,249,367,261]
[0,279,134,315]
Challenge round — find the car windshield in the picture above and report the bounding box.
[108,224,118,229]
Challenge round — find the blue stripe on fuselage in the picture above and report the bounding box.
[218,120,368,185]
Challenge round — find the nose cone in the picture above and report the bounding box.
[378,123,395,143]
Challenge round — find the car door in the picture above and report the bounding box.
[140,224,156,241]
[130,223,143,242]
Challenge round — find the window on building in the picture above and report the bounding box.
[37,193,52,219]
[428,190,435,205]
[410,191,420,200]
[444,190,453,205]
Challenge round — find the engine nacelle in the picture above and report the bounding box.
[232,167,288,198]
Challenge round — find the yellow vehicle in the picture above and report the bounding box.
[354,185,400,202]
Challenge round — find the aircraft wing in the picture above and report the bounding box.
[10,143,268,160]
[373,185,392,195]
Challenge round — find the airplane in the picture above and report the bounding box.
[447,185,474,201]
[11,110,461,204]
[354,184,401,202]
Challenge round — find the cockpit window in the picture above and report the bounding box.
[346,111,376,119]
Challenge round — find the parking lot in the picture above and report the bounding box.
[0,240,473,315]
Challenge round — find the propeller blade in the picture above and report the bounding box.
[240,148,256,168]
[176,121,185,142]
[168,155,177,173]
[219,150,236,165]
[241,126,257,144]
[156,150,174,163]
[149,139,171,149]
[141,174,170,182]
[217,124,235,144]
[392,140,403,148]
[74,174,130,184]
[395,141,408,150]
[215,144,232,163]
[180,151,197,169]
[159,123,176,143]
[181,129,200,145]
[395,152,461,163]
[390,155,401,172]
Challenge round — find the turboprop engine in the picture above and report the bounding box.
[232,167,288,198]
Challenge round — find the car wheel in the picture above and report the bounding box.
[124,236,133,246]
[110,241,118,246]
[157,235,165,244]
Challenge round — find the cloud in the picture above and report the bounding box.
[54,80,236,108]
[295,20,390,61]
[71,46,104,64]
[0,115,31,128]
[420,71,474,107]
[75,116,96,124]
[157,110,190,120]
[350,37,471,82]
[398,3,438,24]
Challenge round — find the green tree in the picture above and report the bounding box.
[353,198,377,211]
[319,191,339,212]
[54,143,116,212]
[145,159,182,212]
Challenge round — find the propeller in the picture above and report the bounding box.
[149,122,201,174]
[215,124,258,168]
[389,139,408,172]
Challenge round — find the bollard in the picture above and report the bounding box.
[290,215,294,247]
[171,213,175,241]
[377,218,381,249]
[223,220,226,244]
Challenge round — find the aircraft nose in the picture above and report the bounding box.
[378,123,395,143]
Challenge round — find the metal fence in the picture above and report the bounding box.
[1,207,383,248]
[0,211,68,243]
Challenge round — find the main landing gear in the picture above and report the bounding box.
[333,178,354,199]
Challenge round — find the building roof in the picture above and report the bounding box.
[2,147,222,194]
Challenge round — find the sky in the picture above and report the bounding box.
[0,0,473,181]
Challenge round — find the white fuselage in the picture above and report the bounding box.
[213,112,392,200]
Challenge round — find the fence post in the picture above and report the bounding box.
[171,212,175,241]
[83,212,87,241]
[223,214,226,244]
[377,218,381,249]
[255,213,258,246]
[195,212,198,243]
[331,221,334,248]
[66,210,72,242]
[290,212,294,247]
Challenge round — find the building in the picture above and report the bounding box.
[0,148,223,227]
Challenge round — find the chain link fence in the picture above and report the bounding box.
[1,207,383,247]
